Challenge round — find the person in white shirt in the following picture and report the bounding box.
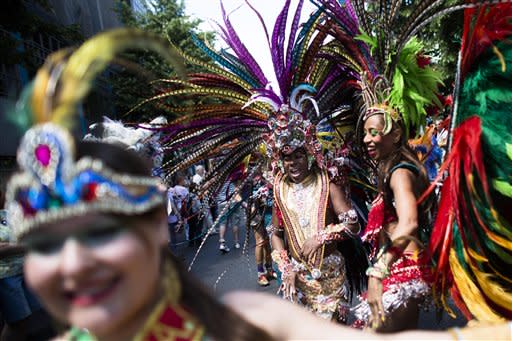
[216,180,245,253]
[192,165,205,185]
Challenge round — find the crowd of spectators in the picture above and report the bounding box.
[166,165,247,255]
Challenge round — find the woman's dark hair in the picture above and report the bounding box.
[76,140,275,341]
[77,140,153,176]
[378,146,428,195]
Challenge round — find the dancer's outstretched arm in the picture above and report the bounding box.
[223,291,510,341]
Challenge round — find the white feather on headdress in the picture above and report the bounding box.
[84,116,167,177]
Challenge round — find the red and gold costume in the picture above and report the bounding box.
[69,303,205,341]
[135,303,204,341]
[353,196,432,327]
[353,195,432,327]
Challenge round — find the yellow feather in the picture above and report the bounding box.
[466,248,489,263]
[31,67,50,124]
[486,230,512,250]
[31,49,73,124]
[492,45,507,73]
[242,155,251,168]
[258,142,267,155]
[126,87,248,116]
[50,29,186,127]
[467,253,512,312]
[449,250,505,322]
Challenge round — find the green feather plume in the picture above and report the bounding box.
[388,38,443,136]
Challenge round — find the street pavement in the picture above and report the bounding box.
[175,226,467,331]
[179,227,278,296]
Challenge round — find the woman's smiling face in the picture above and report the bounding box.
[362,114,400,161]
[282,148,310,183]
[23,211,167,338]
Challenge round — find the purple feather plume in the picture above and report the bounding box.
[244,0,271,45]
[284,0,305,96]
[221,1,268,86]
[271,0,292,96]
[252,87,283,106]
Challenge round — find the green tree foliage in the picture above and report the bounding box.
[417,6,463,90]
[364,0,462,90]
[112,0,215,120]
[398,1,463,89]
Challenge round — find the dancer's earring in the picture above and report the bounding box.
[278,160,284,173]
[307,156,314,171]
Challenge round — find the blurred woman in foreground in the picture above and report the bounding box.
[6,124,274,341]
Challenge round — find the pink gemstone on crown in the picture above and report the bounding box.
[35,144,51,167]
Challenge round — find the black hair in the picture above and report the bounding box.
[77,140,152,176]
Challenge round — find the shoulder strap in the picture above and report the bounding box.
[389,162,419,176]
[383,162,421,202]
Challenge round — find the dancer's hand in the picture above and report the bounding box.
[367,276,385,329]
[279,270,297,302]
[301,237,321,263]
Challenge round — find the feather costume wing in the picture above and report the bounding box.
[423,3,512,322]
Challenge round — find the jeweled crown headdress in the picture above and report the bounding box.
[254,85,324,167]
[6,29,185,240]
[7,123,165,240]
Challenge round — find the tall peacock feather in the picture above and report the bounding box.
[133,0,362,202]
[421,3,512,322]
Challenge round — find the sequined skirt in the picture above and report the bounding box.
[292,251,349,322]
[352,252,432,326]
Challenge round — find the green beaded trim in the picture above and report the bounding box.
[68,327,97,341]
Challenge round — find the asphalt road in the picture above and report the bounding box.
[175,226,467,331]
[179,226,278,296]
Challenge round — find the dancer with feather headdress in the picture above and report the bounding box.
[312,0,454,331]
[316,0,512,331]
[134,0,369,322]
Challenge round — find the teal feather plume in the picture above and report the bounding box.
[190,33,260,88]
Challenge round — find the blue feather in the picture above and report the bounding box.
[292,8,323,69]
[191,34,260,88]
